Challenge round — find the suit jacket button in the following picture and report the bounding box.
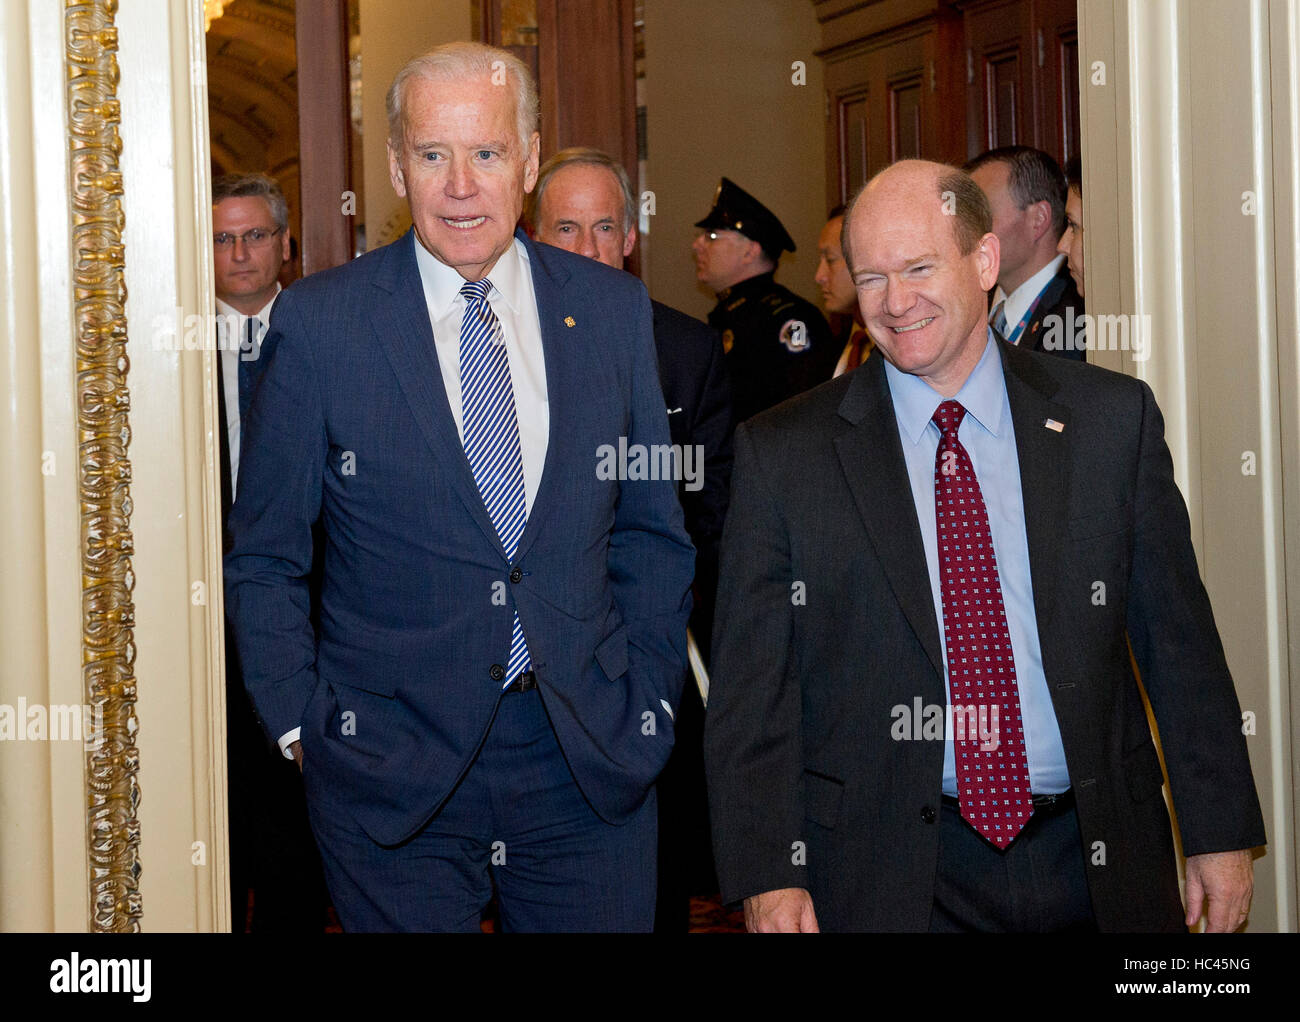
[921,805,937,824]
[489,664,505,682]
[509,567,523,584]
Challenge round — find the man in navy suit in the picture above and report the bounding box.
[213,172,327,932]
[224,42,694,932]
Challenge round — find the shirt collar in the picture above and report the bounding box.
[215,285,280,328]
[884,329,1007,444]
[992,254,1065,329]
[414,230,530,318]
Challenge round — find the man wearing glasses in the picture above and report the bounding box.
[213,171,291,469]
[212,171,326,931]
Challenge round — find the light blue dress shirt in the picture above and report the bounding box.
[884,331,1071,794]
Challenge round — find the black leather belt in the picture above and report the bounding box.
[941,790,1074,815]
[505,671,537,693]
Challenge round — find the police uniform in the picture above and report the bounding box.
[696,178,837,425]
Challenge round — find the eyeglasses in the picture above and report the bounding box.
[213,226,284,250]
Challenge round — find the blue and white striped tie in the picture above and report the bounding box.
[458,278,531,687]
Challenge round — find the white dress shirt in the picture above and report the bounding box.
[990,254,1066,344]
[414,235,550,515]
[216,288,279,494]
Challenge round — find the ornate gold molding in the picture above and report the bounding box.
[66,0,141,932]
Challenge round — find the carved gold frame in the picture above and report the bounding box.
[66,0,141,932]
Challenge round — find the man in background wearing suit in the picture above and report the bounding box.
[225,43,694,931]
[966,146,1085,361]
[213,172,326,931]
[529,146,733,930]
[705,159,1264,932]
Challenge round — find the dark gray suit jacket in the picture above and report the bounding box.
[704,342,1265,931]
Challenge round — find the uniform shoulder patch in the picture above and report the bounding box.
[779,318,809,352]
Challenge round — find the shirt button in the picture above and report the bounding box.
[489,664,505,682]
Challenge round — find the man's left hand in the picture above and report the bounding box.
[1184,849,1254,931]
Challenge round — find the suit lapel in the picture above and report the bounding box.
[511,232,574,564]
[833,359,945,683]
[1000,344,1071,648]
[370,230,506,557]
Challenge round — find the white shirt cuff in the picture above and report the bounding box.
[277,727,302,760]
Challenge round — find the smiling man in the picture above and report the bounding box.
[705,159,1265,932]
[225,42,694,932]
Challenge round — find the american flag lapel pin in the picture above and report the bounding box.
[1044,418,1065,432]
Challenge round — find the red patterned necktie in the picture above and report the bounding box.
[932,399,1033,849]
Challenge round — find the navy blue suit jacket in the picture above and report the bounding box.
[224,228,695,846]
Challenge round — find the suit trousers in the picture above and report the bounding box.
[305,686,658,932]
[928,798,1097,932]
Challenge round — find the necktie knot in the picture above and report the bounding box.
[990,299,1008,339]
[931,399,967,437]
[460,278,493,305]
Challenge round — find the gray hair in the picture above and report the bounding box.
[212,172,288,232]
[527,146,636,233]
[386,41,538,153]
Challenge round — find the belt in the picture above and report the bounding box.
[504,670,537,693]
[941,790,1074,816]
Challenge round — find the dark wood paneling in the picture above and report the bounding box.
[821,0,1079,213]
[985,46,1021,148]
[536,0,636,173]
[838,89,870,205]
[295,0,354,274]
[1033,0,1081,163]
[890,75,923,161]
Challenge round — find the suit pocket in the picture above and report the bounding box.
[1067,503,1132,540]
[803,769,845,829]
[1124,741,1166,802]
[594,624,629,682]
[326,675,397,699]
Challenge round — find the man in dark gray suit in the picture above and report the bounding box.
[704,159,1264,932]
[528,146,733,930]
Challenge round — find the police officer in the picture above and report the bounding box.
[692,177,837,424]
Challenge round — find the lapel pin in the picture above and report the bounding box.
[564,316,576,328]
[1044,418,1065,432]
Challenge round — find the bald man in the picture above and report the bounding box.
[705,159,1264,932]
